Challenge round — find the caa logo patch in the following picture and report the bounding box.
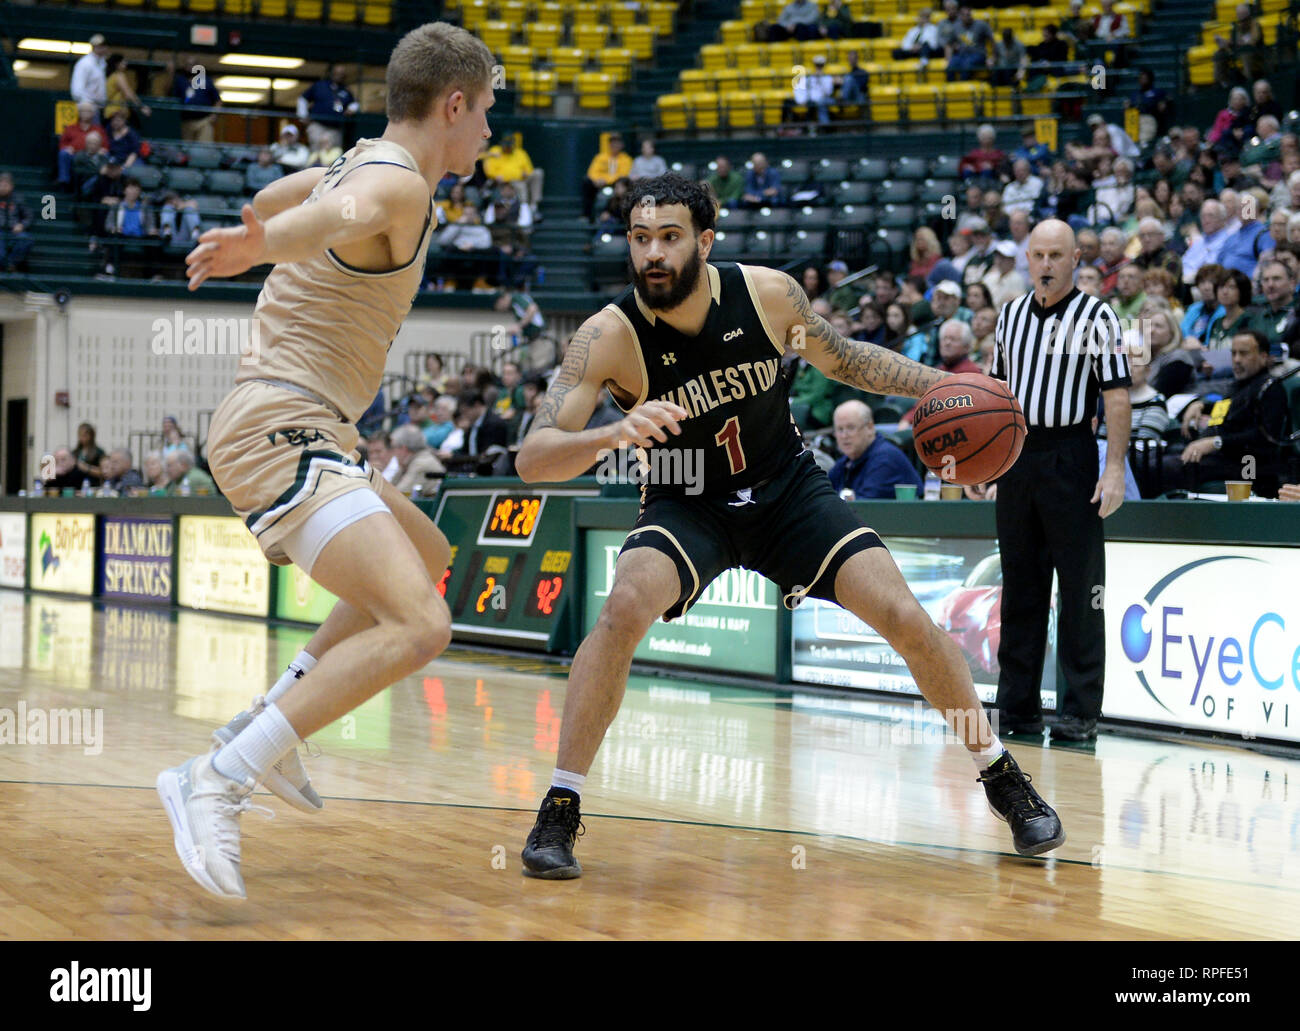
[722,328,745,341]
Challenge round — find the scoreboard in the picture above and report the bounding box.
[424,482,600,652]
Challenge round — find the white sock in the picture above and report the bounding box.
[265,649,316,705]
[551,769,586,795]
[213,703,301,784]
[973,736,1005,768]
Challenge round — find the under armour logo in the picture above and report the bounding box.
[662,353,677,365]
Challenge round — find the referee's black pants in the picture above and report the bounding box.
[994,424,1105,724]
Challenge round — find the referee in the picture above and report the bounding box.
[971,219,1132,742]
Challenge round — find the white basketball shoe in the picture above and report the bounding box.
[213,696,323,813]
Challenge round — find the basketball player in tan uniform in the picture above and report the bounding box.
[156,23,495,899]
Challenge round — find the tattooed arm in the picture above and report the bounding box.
[751,266,949,398]
[516,310,687,483]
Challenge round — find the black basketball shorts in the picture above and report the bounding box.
[620,449,886,621]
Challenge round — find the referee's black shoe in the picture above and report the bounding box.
[521,790,584,879]
[1050,716,1098,741]
[978,751,1066,857]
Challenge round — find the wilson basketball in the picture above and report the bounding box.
[911,373,1026,485]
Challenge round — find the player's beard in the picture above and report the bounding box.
[630,248,702,311]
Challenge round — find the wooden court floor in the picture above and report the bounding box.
[1,588,1298,940]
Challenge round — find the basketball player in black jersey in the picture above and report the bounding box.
[517,175,1064,874]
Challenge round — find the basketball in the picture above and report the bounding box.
[911,373,1026,485]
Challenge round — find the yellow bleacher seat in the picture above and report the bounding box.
[758,89,788,126]
[224,0,254,12]
[940,81,984,119]
[902,83,938,121]
[482,21,514,52]
[548,47,586,85]
[605,2,638,30]
[722,89,759,129]
[735,43,766,68]
[526,23,563,49]
[657,93,689,131]
[572,6,602,26]
[598,47,634,83]
[797,41,833,66]
[1019,94,1052,116]
[766,41,798,67]
[870,85,902,122]
[621,24,656,60]
[745,67,783,90]
[518,69,556,108]
[156,0,182,10]
[869,38,902,61]
[647,2,676,36]
[190,0,218,11]
[714,67,747,93]
[575,25,610,51]
[740,0,767,23]
[722,21,752,47]
[701,44,730,70]
[891,58,923,82]
[535,2,564,23]
[687,91,722,130]
[680,69,711,93]
[459,0,490,28]
[327,0,357,20]
[987,88,1017,118]
[1187,44,1215,87]
[502,44,535,76]
[116,0,144,7]
[920,60,948,83]
[861,60,886,84]
[577,72,613,110]
[362,0,392,25]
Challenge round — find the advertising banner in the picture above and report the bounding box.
[177,516,269,617]
[28,513,95,596]
[791,537,1058,707]
[584,529,779,677]
[0,512,26,588]
[1105,542,1300,744]
[99,516,173,603]
[275,564,338,624]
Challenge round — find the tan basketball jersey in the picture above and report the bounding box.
[235,138,435,422]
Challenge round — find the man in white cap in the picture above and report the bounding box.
[920,279,972,363]
[71,34,109,112]
[791,54,835,127]
[984,240,1028,307]
[271,124,311,171]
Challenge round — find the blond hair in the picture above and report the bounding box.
[386,22,495,122]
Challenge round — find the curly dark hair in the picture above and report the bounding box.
[620,172,717,235]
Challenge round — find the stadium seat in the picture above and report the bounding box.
[680,69,710,93]
[593,233,629,258]
[363,0,391,19]
[184,145,223,170]
[669,160,696,179]
[457,0,489,29]
[621,25,656,60]
[294,0,325,16]
[205,170,245,195]
[482,21,514,53]
[870,86,903,123]
[502,45,535,78]
[517,70,556,108]
[796,205,832,230]
[598,48,634,83]
[548,47,586,86]
[525,23,563,51]
[709,230,746,258]
[752,206,793,228]
[836,204,875,229]
[687,92,721,130]
[328,2,358,23]
[189,0,218,11]
[873,228,909,267]
[778,157,810,183]
[919,178,956,206]
[813,158,850,183]
[722,90,759,129]
[714,68,746,94]
[165,168,206,193]
[941,82,984,120]
[723,23,753,47]
[766,42,798,68]
[877,204,916,229]
[902,86,938,122]
[876,180,917,204]
[758,90,788,126]
[535,2,563,23]
[131,165,164,191]
[604,1,638,30]
[891,155,929,181]
[577,72,613,111]
[787,229,826,257]
[852,157,890,181]
[834,181,873,205]
[701,44,730,71]
[716,207,753,230]
[930,154,961,179]
[745,229,780,260]
[499,1,527,23]
[575,25,611,52]
[647,2,677,36]
[572,5,602,26]
[656,94,688,130]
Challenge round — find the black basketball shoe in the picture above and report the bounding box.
[978,751,1066,857]
[521,791,585,879]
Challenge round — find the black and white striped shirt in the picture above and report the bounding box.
[992,287,1131,428]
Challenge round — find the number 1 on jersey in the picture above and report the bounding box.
[714,415,747,475]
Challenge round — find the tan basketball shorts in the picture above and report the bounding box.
[206,380,387,565]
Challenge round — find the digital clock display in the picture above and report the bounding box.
[478,493,547,545]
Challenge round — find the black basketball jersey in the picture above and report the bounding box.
[606,262,805,497]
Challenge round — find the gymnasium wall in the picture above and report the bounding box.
[0,292,503,483]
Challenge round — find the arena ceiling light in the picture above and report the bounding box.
[18,38,91,54]
[214,75,300,90]
[218,90,267,104]
[217,54,304,69]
